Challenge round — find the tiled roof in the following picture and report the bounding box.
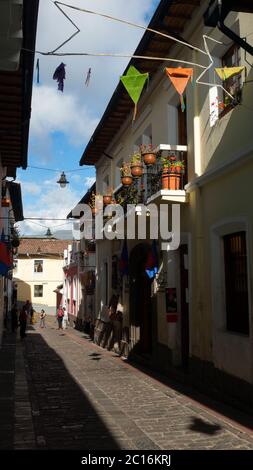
[18,238,72,257]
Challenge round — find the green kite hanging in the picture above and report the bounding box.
[120,66,149,121]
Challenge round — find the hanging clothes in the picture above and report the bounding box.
[53,63,66,92]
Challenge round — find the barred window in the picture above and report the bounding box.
[223,232,249,335]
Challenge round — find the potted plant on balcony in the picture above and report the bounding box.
[130,152,143,177]
[175,160,185,174]
[140,144,157,166]
[161,158,181,190]
[103,187,113,206]
[89,192,99,216]
[121,162,133,186]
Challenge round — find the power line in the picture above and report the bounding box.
[27,165,95,172]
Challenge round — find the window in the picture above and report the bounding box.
[220,44,242,114]
[223,232,249,335]
[34,285,43,297]
[34,260,43,273]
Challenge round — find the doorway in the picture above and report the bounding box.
[129,243,153,354]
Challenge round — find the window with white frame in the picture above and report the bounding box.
[34,285,43,297]
[34,260,43,273]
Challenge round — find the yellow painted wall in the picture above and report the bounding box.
[14,256,64,313]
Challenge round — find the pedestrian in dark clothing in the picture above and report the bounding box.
[19,306,27,338]
[11,303,18,332]
[57,306,64,330]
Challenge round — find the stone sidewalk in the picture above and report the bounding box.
[1,318,253,450]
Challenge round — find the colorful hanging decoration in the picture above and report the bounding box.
[120,66,149,121]
[36,58,40,84]
[85,68,91,86]
[0,231,12,277]
[215,66,244,81]
[145,240,158,280]
[53,63,66,92]
[165,67,193,111]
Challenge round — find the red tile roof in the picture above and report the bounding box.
[18,238,72,257]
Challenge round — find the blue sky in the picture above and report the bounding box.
[17,0,160,236]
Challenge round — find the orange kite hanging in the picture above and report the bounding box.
[165,67,193,111]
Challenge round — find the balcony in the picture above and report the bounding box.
[113,145,188,210]
[145,145,188,205]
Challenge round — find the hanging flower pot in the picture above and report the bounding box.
[103,195,112,206]
[140,144,157,166]
[121,162,133,186]
[1,197,10,207]
[130,152,143,178]
[143,153,156,166]
[121,175,133,186]
[131,163,143,177]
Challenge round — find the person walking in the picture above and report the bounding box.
[57,306,64,330]
[19,305,27,339]
[11,303,18,333]
[62,307,68,330]
[40,309,46,328]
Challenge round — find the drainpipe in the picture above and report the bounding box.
[216,0,253,56]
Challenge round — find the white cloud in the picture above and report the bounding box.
[17,181,42,195]
[31,85,99,146]
[19,184,80,236]
[29,0,157,156]
[84,176,96,188]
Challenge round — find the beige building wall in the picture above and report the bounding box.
[14,256,64,315]
[94,3,253,389]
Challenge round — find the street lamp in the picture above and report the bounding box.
[57,172,69,188]
[45,228,53,237]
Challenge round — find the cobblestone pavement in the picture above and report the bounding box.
[1,317,253,450]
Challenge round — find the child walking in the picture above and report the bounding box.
[40,309,46,328]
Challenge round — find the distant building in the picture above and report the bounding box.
[14,238,72,315]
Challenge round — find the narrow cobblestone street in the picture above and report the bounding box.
[1,317,253,451]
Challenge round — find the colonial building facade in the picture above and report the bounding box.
[79,0,253,408]
[14,238,71,315]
